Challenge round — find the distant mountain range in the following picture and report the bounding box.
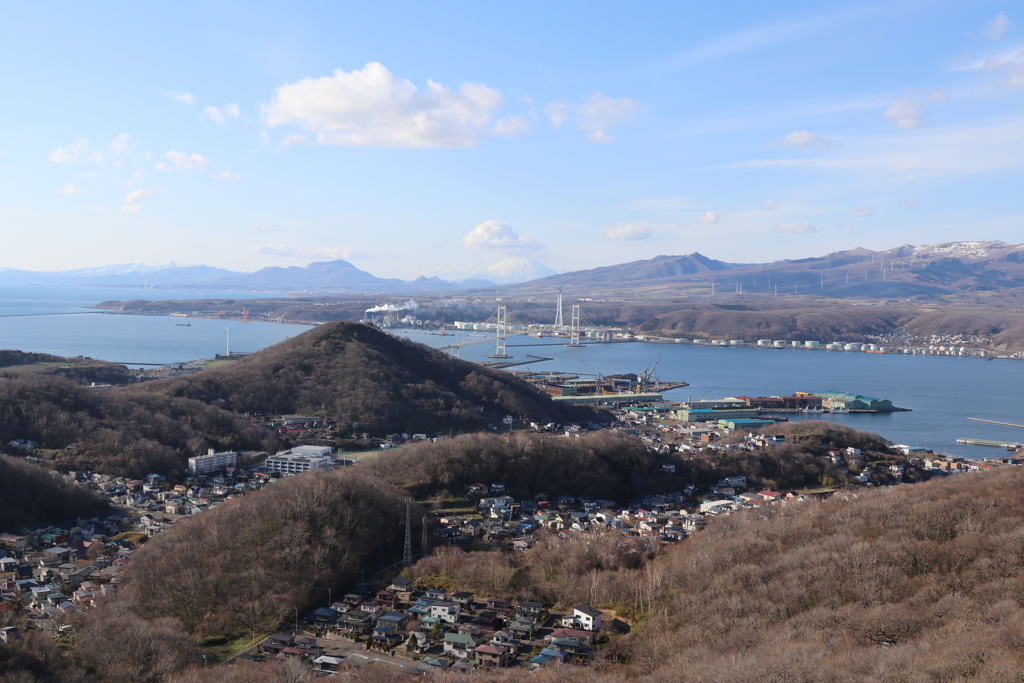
[503,240,1024,299]
[4,241,1024,298]
[0,255,560,292]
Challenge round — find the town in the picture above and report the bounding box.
[3,393,1020,676]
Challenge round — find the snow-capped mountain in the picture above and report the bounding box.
[467,257,558,285]
[909,241,1012,260]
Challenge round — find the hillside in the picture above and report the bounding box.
[0,349,135,385]
[0,373,277,477]
[145,320,591,433]
[0,456,109,532]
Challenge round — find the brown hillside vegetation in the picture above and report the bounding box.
[130,465,1024,683]
[110,469,412,636]
[0,456,109,533]
[146,321,592,433]
[419,466,1024,682]
[367,431,654,501]
[0,373,276,477]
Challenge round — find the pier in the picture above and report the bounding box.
[956,438,1024,449]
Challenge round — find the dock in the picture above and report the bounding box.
[551,392,665,405]
[956,438,1024,449]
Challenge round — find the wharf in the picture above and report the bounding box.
[956,438,1024,449]
[552,392,664,405]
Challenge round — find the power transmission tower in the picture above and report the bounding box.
[554,290,564,329]
[403,498,412,567]
[421,516,428,558]
[489,305,511,358]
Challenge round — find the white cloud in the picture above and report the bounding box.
[243,243,363,259]
[760,199,781,210]
[301,246,366,260]
[492,115,531,138]
[984,12,1012,41]
[782,131,837,149]
[50,134,136,165]
[772,222,817,234]
[247,243,292,256]
[48,139,91,163]
[213,170,240,180]
[543,93,639,143]
[956,47,1024,87]
[849,206,877,217]
[577,92,639,143]
[463,220,542,251]
[696,211,720,224]
[122,190,148,213]
[263,62,508,148]
[159,88,196,105]
[735,115,1024,182]
[159,150,210,171]
[884,98,925,129]
[606,225,652,240]
[56,183,83,195]
[544,102,568,128]
[898,199,919,208]
[281,134,309,146]
[203,103,242,125]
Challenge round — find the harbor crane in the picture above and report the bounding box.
[638,355,662,392]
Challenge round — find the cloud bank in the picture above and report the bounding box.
[463,220,542,251]
[263,62,514,148]
[607,224,652,240]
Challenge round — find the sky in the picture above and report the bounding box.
[2,1,1023,279]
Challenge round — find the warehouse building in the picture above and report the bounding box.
[813,392,893,411]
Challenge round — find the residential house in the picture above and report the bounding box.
[429,600,460,624]
[561,604,602,631]
[475,644,508,667]
[443,632,473,659]
[377,611,411,630]
[451,591,474,606]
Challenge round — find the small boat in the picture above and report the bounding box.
[176,322,191,327]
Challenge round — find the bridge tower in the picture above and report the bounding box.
[488,305,512,358]
[554,290,564,329]
[566,304,584,347]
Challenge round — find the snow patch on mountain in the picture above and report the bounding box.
[912,241,1009,260]
[468,257,557,284]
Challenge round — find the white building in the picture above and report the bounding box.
[561,604,602,631]
[264,446,333,474]
[188,449,238,475]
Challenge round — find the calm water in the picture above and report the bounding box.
[400,329,1024,459]
[0,285,311,366]
[2,285,1020,458]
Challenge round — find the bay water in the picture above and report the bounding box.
[2,284,1019,459]
[0,285,311,366]
[400,329,1024,460]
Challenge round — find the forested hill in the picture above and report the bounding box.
[0,373,276,477]
[0,457,108,533]
[145,321,588,432]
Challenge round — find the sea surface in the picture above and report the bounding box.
[0,285,311,366]
[2,285,1020,459]
[399,329,1024,460]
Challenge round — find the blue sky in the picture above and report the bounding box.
[2,1,1022,279]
